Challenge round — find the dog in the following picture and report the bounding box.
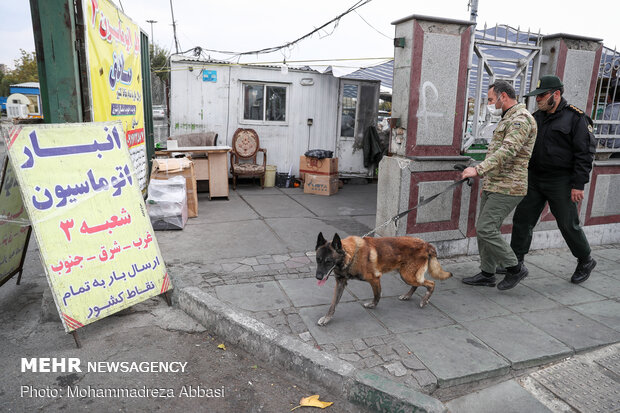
[314,232,452,326]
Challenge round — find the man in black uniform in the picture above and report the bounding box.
[507,75,597,289]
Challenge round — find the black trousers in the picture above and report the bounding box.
[511,173,591,260]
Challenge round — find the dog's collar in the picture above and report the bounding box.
[341,240,361,272]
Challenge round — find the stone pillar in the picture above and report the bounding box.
[539,34,603,115]
[376,15,474,255]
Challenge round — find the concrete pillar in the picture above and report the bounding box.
[376,15,474,255]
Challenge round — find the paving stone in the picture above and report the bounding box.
[592,248,620,263]
[298,303,387,345]
[428,287,511,323]
[483,283,560,314]
[240,257,259,266]
[384,361,408,377]
[278,277,355,307]
[521,307,620,351]
[298,332,312,342]
[462,314,573,369]
[402,356,426,371]
[290,256,311,264]
[363,356,384,368]
[215,281,289,311]
[257,256,275,265]
[570,300,620,331]
[404,376,423,391]
[272,254,291,263]
[290,321,308,335]
[252,264,271,272]
[283,307,298,315]
[392,343,411,358]
[522,276,606,306]
[335,342,356,354]
[352,339,367,351]
[221,263,241,272]
[232,264,253,273]
[600,266,620,281]
[358,349,374,358]
[319,343,336,352]
[580,272,620,298]
[373,344,395,358]
[363,336,384,347]
[339,353,361,362]
[411,369,437,389]
[380,353,400,362]
[269,263,285,270]
[290,252,306,257]
[398,325,510,387]
[446,379,551,413]
[370,297,456,333]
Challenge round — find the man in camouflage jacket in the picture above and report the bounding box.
[461,80,537,290]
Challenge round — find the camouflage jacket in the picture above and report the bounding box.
[475,103,537,196]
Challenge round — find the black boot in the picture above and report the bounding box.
[496,257,523,274]
[462,271,496,287]
[571,256,596,284]
[497,262,528,290]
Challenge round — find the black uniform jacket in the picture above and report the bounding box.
[528,98,596,190]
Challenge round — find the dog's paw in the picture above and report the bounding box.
[398,294,411,301]
[317,316,331,326]
[363,302,377,309]
[419,299,429,308]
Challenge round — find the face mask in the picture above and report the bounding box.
[487,102,502,116]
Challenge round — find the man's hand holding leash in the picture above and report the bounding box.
[460,167,478,180]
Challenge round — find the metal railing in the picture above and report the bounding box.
[593,46,620,156]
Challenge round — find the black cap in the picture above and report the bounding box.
[524,75,564,96]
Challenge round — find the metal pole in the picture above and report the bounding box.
[146,19,157,45]
[169,0,180,54]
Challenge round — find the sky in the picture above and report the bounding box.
[1,0,619,71]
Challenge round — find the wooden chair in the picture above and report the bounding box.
[230,128,266,189]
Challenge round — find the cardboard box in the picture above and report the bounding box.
[303,174,339,196]
[299,156,338,181]
[150,158,198,217]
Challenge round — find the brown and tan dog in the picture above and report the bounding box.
[315,232,452,326]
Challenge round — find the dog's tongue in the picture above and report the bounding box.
[317,277,328,287]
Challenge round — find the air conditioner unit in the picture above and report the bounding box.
[7,103,29,120]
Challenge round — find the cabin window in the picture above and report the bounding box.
[242,83,287,122]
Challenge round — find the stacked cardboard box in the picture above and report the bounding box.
[150,158,198,217]
[300,156,339,196]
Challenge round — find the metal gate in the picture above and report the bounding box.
[463,24,542,152]
[592,46,620,156]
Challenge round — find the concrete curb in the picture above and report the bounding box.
[173,284,447,413]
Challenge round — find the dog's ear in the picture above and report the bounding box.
[316,232,327,250]
[332,233,342,251]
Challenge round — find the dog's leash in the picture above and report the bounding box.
[363,164,472,238]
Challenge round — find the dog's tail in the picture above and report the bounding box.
[426,244,452,280]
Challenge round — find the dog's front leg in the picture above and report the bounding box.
[363,278,381,308]
[318,278,346,326]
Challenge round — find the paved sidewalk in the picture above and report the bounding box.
[158,183,620,411]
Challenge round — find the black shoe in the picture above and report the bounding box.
[571,257,596,284]
[497,264,529,290]
[462,272,497,287]
[496,258,523,275]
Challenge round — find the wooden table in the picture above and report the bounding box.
[155,146,231,199]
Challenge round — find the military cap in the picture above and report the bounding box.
[524,75,564,96]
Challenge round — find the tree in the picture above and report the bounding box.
[1,49,38,96]
[149,43,170,83]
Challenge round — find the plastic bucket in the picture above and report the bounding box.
[264,165,276,187]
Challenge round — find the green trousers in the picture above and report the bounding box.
[477,191,524,274]
[511,174,591,260]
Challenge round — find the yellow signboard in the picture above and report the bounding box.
[83,0,148,190]
[4,122,171,332]
[0,156,31,287]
